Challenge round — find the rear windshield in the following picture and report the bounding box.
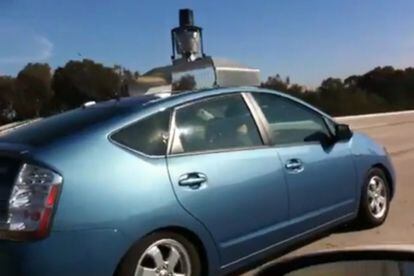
[0,95,165,147]
[0,106,126,146]
[1,97,155,148]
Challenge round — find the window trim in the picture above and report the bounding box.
[167,93,268,157]
[108,108,173,158]
[249,92,335,147]
[241,93,272,145]
[323,116,337,137]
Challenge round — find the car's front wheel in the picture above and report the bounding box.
[357,168,390,227]
[117,231,202,276]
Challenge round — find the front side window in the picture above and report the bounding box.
[111,110,171,156]
[172,94,262,154]
[253,93,331,145]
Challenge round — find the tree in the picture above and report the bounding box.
[15,63,53,118]
[261,74,289,92]
[319,78,344,93]
[52,59,121,111]
[289,84,303,93]
[0,76,17,123]
[357,66,414,109]
[344,75,359,88]
[4,60,414,125]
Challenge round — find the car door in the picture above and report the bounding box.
[166,93,289,265]
[251,92,357,236]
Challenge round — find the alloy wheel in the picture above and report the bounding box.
[367,175,387,219]
[134,238,192,276]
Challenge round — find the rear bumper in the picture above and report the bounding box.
[0,228,129,276]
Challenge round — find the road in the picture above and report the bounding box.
[244,110,414,275]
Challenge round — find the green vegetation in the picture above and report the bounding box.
[0,59,138,124]
[261,66,414,116]
[0,61,413,125]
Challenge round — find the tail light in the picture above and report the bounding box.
[6,163,62,240]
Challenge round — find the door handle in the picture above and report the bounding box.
[285,159,304,172]
[178,173,207,189]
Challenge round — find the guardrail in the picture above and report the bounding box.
[336,110,414,120]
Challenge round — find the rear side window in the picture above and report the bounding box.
[111,110,171,156]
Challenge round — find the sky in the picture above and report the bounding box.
[1,0,414,87]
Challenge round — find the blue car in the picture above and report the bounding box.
[0,87,395,276]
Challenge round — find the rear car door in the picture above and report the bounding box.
[251,92,357,236]
[166,93,289,265]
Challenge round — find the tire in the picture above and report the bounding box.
[116,231,202,276]
[357,168,390,227]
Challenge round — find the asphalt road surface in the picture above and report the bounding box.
[244,110,414,275]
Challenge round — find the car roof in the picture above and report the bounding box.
[142,86,332,120]
[0,86,332,148]
[89,86,329,119]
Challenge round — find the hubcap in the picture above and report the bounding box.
[135,239,191,276]
[367,175,387,219]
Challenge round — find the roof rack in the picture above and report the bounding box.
[127,9,260,96]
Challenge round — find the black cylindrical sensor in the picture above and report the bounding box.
[179,9,194,26]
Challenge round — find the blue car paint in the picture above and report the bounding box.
[167,148,289,265]
[0,87,395,275]
[14,124,221,275]
[349,132,396,200]
[275,141,357,236]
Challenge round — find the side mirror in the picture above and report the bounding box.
[335,124,353,141]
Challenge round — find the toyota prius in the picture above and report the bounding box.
[0,87,395,276]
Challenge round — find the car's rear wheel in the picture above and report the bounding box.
[117,231,202,276]
[357,168,390,227]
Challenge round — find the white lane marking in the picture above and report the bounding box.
[336,110,414,120]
